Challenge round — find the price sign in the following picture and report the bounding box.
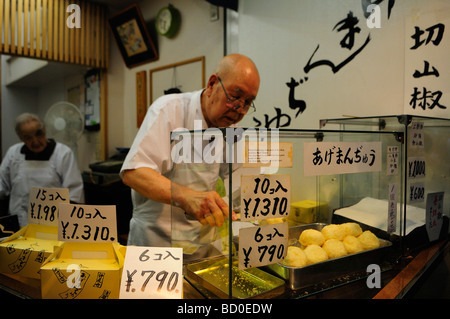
[409,181,425,203]
[238,222,288,270]
[28,187,69,226]
[240,174,290,221]
[58,203,118,243]
[119,246,183,299]
[408,157,426,179]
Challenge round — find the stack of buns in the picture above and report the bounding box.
[281,223,380,268]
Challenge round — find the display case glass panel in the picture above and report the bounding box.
[170,128,404,298]
[321,115,450,250]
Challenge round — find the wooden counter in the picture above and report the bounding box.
[0,239,448,299]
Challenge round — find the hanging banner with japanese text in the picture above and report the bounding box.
[404,12,449,118]
[304,141,382,176]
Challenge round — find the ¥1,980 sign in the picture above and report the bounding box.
[58,203,118,243]
[28,187,70,226]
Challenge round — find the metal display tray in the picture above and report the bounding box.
[265,223,392,290]
[185,256,285,299]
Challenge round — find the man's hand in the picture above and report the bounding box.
[173,187,237,227]
[122,167,237,227]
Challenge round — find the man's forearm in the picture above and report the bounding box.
[121,167,172,204]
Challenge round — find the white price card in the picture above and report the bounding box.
[426,192,444,242]
[28,187,69,226]
[58,203,118,243]
[240,174,290,221]
[119,246,183,299]
[238,222,288,270]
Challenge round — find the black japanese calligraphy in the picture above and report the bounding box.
[410,23,445,49]
[253,2,397,128]
[286,77,307,117]
[253,107,291,128]
[408,22,447,111]
[413,61,440,78]
[312,146,376,167]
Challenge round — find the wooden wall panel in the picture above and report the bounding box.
[0,0,109,69]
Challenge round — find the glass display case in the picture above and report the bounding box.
[170,128,404,298]
[321,115,450,251]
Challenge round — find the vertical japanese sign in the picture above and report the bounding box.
[119,246,183,299]
[404,13,449,117]
[388,183,398,234]
[28,187,69,226]
[409,121,425,148]
[387,146,400,176]
[425,192,444,242]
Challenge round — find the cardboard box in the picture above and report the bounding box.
[289,200,329,224]
[0,224,62,279]
[40,242,125,299]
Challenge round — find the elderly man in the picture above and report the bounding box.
[121,54,260,247]
[0,113,84,227]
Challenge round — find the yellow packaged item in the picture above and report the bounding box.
[0,224,62,279]
[289,200,329,224]
[40,242,125,299]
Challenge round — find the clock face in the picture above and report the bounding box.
[155,5,180,38]
[157,9,172,34]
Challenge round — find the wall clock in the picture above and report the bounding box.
[155,4,181,38]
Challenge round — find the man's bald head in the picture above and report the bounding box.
[215,54,260,85]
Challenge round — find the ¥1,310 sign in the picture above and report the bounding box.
[240,174,291,221]
[58,203,118,243]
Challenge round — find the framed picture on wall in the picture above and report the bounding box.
[108,4,158,68]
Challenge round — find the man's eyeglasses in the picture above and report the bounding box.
[217,76,256,115]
